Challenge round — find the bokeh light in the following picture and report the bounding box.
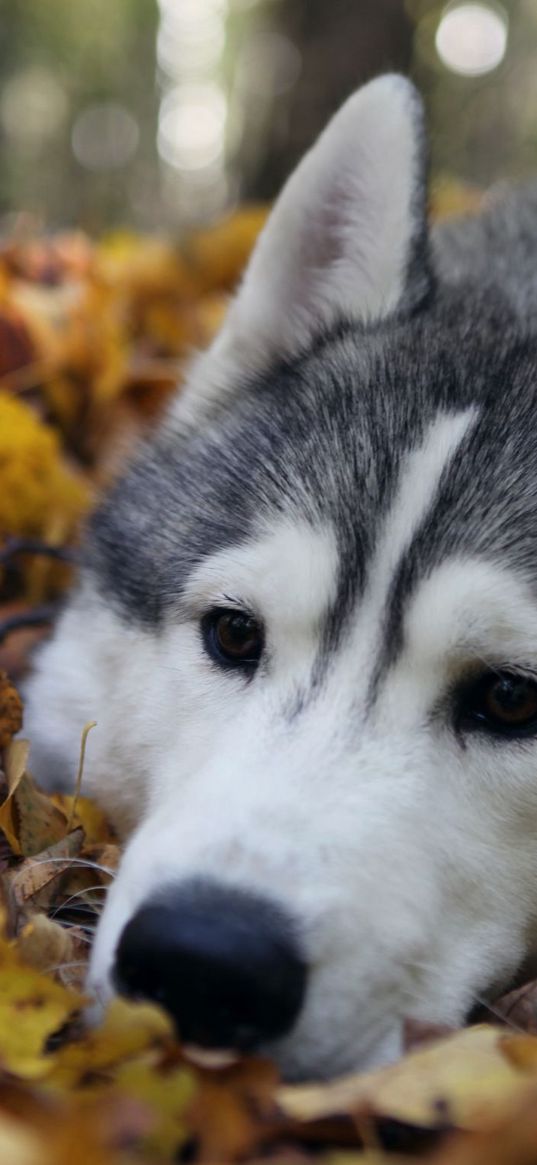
[435,2,508,76]
[0,67,68,147]
[71,103,140,171]
[157,84,227,172]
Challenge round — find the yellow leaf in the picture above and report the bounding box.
[50,793,117,848]
[278,1026,531,1132]
[0,393,89,544]
[0,935,81,1077]
[500,1032,537,1071]
[113,1058,194,1158]
[3,737,29,795]
[50,997,175,1089]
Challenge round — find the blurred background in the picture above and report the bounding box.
[0,0,534,233]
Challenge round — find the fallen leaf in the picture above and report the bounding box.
[0,673,23,749]
[1,828,85,924]
[189,1056,280,1162]
[431,1083,537,1165]
[50,794,116,846]
[17,914,80,977]
[0,393,88,554]
[4,738,30,794]
[49,997,176,1089]
[0,1109,44,1165]
[0,927,81,1077]
[489,980,537,1035]
[277,1026,533,1133]
[0,768,70,857]
[112,1057,195,1159]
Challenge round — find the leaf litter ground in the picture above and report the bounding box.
[2,195,537,1164]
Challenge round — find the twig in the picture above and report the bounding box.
[66,721,97,832]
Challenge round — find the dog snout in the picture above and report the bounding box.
[112,879,307,1052]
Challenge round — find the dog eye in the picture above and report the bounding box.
[457,671,537,737]
[201,608,264,672]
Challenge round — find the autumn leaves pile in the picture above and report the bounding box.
[4,204,537,1163]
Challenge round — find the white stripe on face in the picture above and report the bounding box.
[348,408,478,693]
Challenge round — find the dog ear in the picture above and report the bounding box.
[217,74,430,366]
[177,74,431,423]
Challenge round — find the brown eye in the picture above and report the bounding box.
[458,672,537,737]
[486,677,537,725]
[201,608,263,672]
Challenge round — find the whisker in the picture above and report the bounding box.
[55,926,95,944]
[50,885,109,919]
[11,856,117,881]
[54,906,100,924]
[47,960,89,975]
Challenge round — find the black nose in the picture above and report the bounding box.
[113,880,307,1052]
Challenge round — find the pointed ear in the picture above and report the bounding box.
[176,75,431,424]
[217,74,430,367]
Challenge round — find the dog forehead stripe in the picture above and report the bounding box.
[361,408,479,698]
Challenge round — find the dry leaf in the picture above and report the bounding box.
[278,1026,533,1133]
[0,928,81,1077]
[0,672,23,749]
[50,793,116,846]
[188,1056,280,1163]
[0,768,70,857]
[0,393,88,548]
[489,980,537,1035]
[17,913,80,977]
[49,997,176,1089]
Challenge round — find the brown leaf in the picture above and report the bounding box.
[17,914,80,978]
[189,1057,280,1162]
[490,980,537,1035]
[1,828,85,927]
[431,1083,537,1165]
[0,1076,151,1165]
[0,673,23,749]
[0,770,69,857]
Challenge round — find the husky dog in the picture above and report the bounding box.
[23,74,537,1080]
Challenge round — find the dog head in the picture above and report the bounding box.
[25,75,537,1079]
